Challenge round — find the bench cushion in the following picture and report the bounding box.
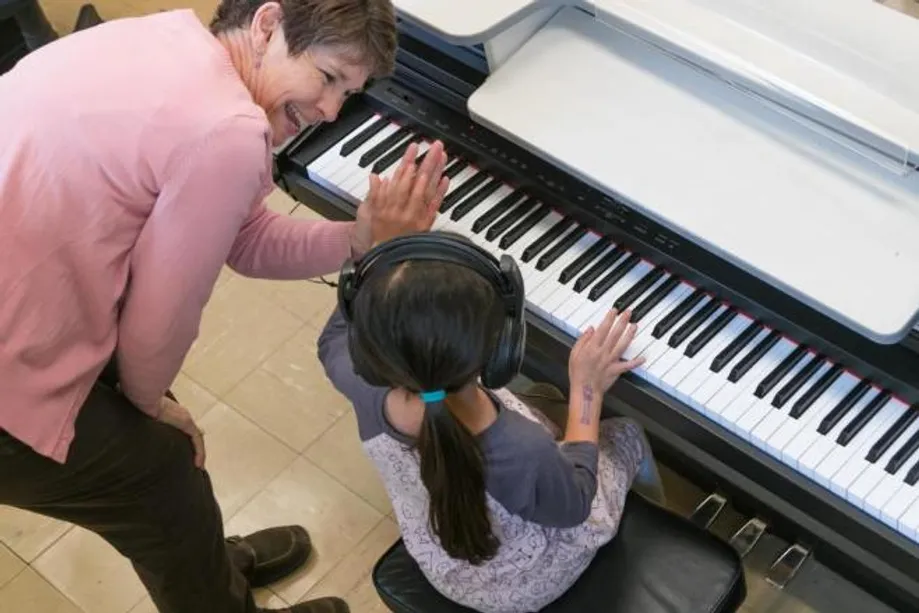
[373,492,746,613]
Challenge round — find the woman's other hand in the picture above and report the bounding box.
[352,140,449,254]
[156,395,206,468]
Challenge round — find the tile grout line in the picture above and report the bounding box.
[218,367,344,456]
[299,412,394,517]
[27,562,93,613]
[301,514,396,603]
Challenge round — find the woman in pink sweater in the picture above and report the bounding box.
[0,1,448,612]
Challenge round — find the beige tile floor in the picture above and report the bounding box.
[2,1,917,612]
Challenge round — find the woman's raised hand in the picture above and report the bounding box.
[351,140,449,255]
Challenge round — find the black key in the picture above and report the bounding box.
[653,289,706,339]
[868,407,919,463]
[886,420,919,474]
[773,354,826,409]
[340,116,389,157]
[499,205,550,249]
[754,345,808,399]
[472,191,525,234]
[712,321,761,373]
[790,364,844,419]
[818,379,872,435]
[905,457,919,486]
[523,217,576,263]
[440,171,490,214]
[615,268,667,312]
[588,254,641,301]
[451,178,503,221]
[574,247,624,293]
[838,392,890,447]
[559,239,609,284]
[686,308,735,358]
[631,276,680,324]
[727,330,781,383]
[668,299,719,348]
[536,226,587,271]
[444,158,468,179]
[358,126,413,168]
[371,134,423,174]
[485,198,538,242]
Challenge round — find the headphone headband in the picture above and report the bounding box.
[337,231,527,389]
[339,232,521,320]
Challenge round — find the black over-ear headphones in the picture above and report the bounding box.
[338,232,526,389]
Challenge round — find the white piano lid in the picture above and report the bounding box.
[590,0,919,170]
[468,5,919,344]
[393,0,555,43]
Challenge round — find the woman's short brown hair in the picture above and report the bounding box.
[210,0,397,77]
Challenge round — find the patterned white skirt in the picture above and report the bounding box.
[363,388,648,613]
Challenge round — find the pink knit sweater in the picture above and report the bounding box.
[0,10,354,462]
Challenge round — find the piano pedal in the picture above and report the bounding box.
[765,543,811,590]
[728,517,768,559]
[689,492,727,530]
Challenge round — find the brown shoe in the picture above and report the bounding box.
[227,525,312,588]
[262,597,350,613]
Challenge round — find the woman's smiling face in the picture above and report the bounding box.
[246,3,370,145]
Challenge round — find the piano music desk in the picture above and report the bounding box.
[468,5,919,344]
[393,0,565,43]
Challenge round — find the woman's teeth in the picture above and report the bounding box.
[284,103,306,130]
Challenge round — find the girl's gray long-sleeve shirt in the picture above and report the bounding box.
[317,306,600,528]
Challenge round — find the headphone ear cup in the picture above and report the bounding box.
[480,254,527,389]
[338,259,358,322]
[480,317,525,388]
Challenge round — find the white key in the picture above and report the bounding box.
[899,495,919,540]
[850,405,919,515]
[882,478,919,529]
[798,387,880,477]
[621,282,695,363]
[549,246,624,326]
[575,261,655,332]
[529,233,602,316]
[324,123,401,189]
[770,373,860,464]
[309,115,381,176]
[644,302,725,384]
[750,361,833,453]
[674,321,762,402]
[707,338,795,425]
[818,396,901,497]
[728,351,815,439]
[662,313,748,391]
[539,241,615,320]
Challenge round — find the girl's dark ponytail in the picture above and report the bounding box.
[416,390,498,565]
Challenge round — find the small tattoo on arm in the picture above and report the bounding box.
[580,384,594,425]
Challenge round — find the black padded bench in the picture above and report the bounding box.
[373,492,746,613]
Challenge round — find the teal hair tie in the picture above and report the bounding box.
[420,390,446,403]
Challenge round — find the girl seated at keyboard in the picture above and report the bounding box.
[317,232,665,613]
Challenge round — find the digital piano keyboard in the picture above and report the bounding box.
[275,2,919,610]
